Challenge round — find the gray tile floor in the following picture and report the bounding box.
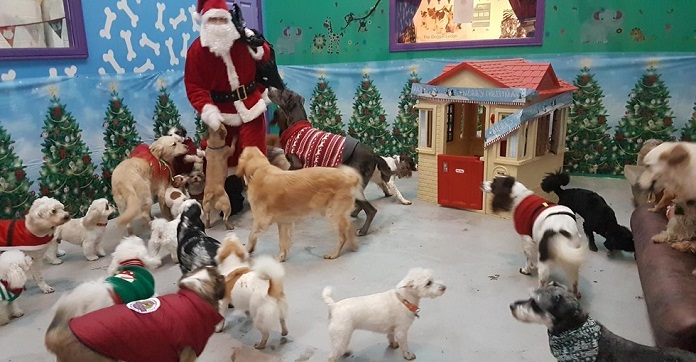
[2,174,651,362]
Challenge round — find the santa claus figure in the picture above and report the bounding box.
[185,0,272,214]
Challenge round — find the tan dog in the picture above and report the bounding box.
[111,136,189,233]
[165,175,190,217]
[45,266,225,362]
[236,146,363,261]
[202,126,236,230]
[648,188,676,214]
[638,142,696,203]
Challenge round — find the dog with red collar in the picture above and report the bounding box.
[482,176,587,298]
[0,250,33,326]
[45,265,225,362]
[0,197,70,294]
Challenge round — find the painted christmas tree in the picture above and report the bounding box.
[347,71,394,155]
[39,93,102,216]
[194,112,207,147]
[101,87,141,198]
[0,124,36,219]
[152,83,183,138]
[611,65,675,175]
[679,102,696,141]
[309,74,344,135]
[564,65,614,175]
[391,68,421,160]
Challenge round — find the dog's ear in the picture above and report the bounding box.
[150,141,165,159]
[6,262,28,287]
[502,176,516,188]
[662,144,690,166]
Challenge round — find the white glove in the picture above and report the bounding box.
[201,104,224,131]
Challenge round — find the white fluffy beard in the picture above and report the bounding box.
[200,20,240,56]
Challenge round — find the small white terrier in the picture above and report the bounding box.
[0,250,33,326]
[215,234,289,349]
[51,236,161,321]
[148,217,180,264]
[165,175,191,218]
[322,268,446,361]
[45,198,114,263]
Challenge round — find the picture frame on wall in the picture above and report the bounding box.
[389,0,545,52]
[0,0,88,60]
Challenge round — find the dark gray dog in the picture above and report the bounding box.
[510,283,696,362]
[267,87,394,236]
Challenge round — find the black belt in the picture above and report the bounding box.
[210,81,257,103]
[545,211,577,220]
[6,219,17,246]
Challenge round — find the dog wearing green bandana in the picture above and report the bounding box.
[510,283,696,361]
[0,250,33,326]
[50,236,161,322]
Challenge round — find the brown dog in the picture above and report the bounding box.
[111,136,189,233]
[45,266,225,362]
[202,126,236,230]
[236,146,363,261]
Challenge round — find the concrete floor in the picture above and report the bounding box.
[1,174,652,362]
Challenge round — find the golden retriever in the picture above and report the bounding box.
[236,146,363,261]
[638,142,696,203]
[202,126,236,230]
[111,136,189,233]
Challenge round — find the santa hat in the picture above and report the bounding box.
[193,0,230,23]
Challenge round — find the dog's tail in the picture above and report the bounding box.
[540,169,570,196]
[253,255,285,300]
[114,187,142,228]
[539,229,587,267]
[322,286,335,306]
[45,305,70,352]
[337,165,366,201]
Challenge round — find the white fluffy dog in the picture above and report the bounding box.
[148,217,180,264]
[51,236,161,321]
[45,198,114,263]
[0,196,70,293]
[0,250,33,326]
[322,268,446,361]
[214,234,289,349]
[481,176,587,298]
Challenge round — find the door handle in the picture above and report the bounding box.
[455,168,465,174]
[443,162,448,172]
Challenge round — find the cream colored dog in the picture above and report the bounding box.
[236,146,363,261]
[45,198,114,263]
[322,268,447,361]
[111,136,189,233]
[0,250,33,326]
[202,126,236,230]
[638,142,696,202]
[214,234,289,349]
[0,196,70,293]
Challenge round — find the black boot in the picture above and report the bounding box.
[225,175,245,215]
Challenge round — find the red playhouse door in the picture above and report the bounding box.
[438,155,484,210]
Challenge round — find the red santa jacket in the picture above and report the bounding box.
[280,121,346,168]
[171,138,199,176]
[513,195,555,237]
[129,144,173,182]
[185,38,270,121]
[0,219,53,251]
[69,289,222,362]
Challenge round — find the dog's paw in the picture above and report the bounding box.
[671,241,693,253]
[96,249,106,257]
[403,351,416,360]
[11,309,24,318]
[56,249,66,257]
[46,258,63,265]
[401,200,413,205]
[389,341,400,349]
[356,229,368,237]
[215,322,225,333]
[254,342,267,350]
[652,234,669,243]
[323,253,338,260]
[588,243,598,252]
[519,267,532,276]
[85,254,99,261]
[40,285,55,294]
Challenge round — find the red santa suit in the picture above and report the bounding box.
[68,289,223,362]
[171,137,199,176]
[0,219,53,251]
[184,0,271,168]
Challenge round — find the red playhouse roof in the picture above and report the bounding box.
[428,58,577,98]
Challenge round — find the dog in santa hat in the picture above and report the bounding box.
[185,0,277,215]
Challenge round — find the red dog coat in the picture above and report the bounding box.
[0,219,53,251]
[69,289,222,362]
[280,120,346,168]
[513,195,556,237]
[129,143,173,182]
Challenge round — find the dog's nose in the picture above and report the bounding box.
[440,285,447,292]
[63,215,71,220]
[509,303,515,310]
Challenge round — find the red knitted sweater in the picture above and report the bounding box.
[280,121,346,168]
[513,195,555,237]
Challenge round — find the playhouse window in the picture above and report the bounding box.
[419,109,434,149]
[549,108,564,154]
[446,104,455,142]
[535,114,551,156]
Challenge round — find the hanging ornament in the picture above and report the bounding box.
[113,100,121,110]
[60,148,67,159]
[581,75,590,83]
[41,186,50,196]
[41,131,48,139]
[82,155,91,164]
[379,115,386,122]
[646,75,656,85]
[598,115,606,124]
[664,117,673,126]
[52,106,62,118]
[114,119,119,127]
[159,94,168,104]
[362,81,370,89]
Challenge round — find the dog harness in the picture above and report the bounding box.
[129,143,173,182]
[548,318,600,361]
[0,280,24,302]
[69,288,223,362]
[106,260,155,304]
[0,219,53,251]
[280,120,347,168]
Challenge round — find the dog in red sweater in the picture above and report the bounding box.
[481,176,586,298]
[45,265,225,362]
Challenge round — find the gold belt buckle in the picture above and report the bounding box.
[235,85,247,101]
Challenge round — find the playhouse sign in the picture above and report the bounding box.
[411,83,538,105]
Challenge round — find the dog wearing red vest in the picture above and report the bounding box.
[0,196,70,294]
[45,265,225,362]
[481,176,586,298]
